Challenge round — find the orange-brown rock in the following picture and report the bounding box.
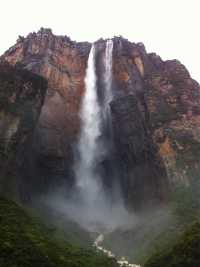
[2,29,200,208]
[2,28,91,193]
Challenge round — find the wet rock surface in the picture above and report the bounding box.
[2,28,200,208]
[0,61,47,198]
[2,28,90,196]
[110,95,168,209]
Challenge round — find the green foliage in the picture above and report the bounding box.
[103,208,178,265]
[144,222,200,267]
[143,180,200,267]
[171,182,200,224]
[103,178,200,265]
[0,198,117,267]
[31,204,94,249]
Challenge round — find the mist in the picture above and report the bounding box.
[40,187,137,232]
[35,41,136,234]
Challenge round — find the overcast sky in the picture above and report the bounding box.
[0,0,199,81]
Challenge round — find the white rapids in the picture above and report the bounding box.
[94,234,141,267]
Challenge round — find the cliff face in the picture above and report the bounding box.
[142,56,200,185]
[0,62,47,198]
[2,28,200,208]
[110,38,200,208]
[110,95,167,209]
[2,28,91,195]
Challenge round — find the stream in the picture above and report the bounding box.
[93,234,141,267]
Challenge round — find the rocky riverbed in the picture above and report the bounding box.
[94,234,141,267]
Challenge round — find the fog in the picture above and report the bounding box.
[36,41,136,233]
[41,187,137,232]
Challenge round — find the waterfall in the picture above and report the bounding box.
[63,41,132,232]
[75,41,114,208]
[104,39,113,108]
[102,39,114,155]
[75,44,102,204]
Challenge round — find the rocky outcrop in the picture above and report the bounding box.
[144,58,200,185]
[0,62,47,198]
[109,38,200,208]
[2,28,91,194]
[2,28,200,208]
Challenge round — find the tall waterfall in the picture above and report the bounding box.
[75,41,114,205]
[75,44,102,204]
[60,41,132,231]
[104,39,113,108]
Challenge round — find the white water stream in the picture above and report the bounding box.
[104,39,114,107]
[74,41,140,266]
[94,234,141,267]
[75,44,102,197]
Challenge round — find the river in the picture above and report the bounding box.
[94,234,141,267]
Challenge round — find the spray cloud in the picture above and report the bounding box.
[43,41,135,232]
